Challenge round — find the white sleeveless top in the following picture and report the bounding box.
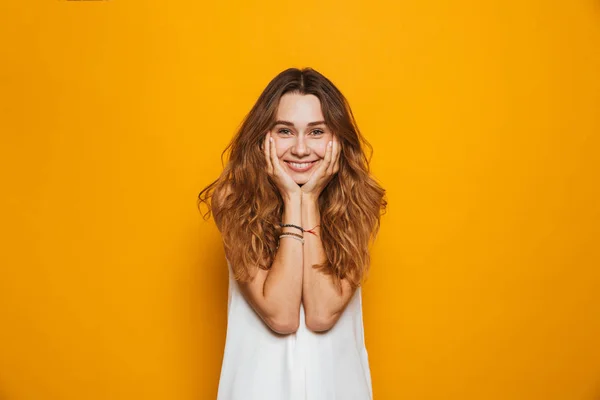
[217,258,373,400]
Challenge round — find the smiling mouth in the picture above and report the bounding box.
[284,160,319,172]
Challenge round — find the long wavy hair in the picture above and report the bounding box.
[197,67,387,291]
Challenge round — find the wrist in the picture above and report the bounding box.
[301,192,319,206]
[283,192,303,205]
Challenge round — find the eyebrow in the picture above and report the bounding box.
[273,120,327,127]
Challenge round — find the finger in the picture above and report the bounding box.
[333,137,341,174]
[333,149,340,174]
[324,140,333,172]
[265,133,273,175]
[333,137,342,174]
[269,135,281,174]
[327,138,338,175]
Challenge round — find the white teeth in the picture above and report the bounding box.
[290,162,312,168]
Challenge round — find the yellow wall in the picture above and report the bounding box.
[1,1,599,399]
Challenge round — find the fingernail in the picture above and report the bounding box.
[329,141,333,147]
[270,138,273,143]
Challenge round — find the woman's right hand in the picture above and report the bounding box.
[264,132,302,201]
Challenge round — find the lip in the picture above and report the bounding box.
[284,160,319,172]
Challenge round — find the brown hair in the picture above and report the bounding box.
[197,67,387,291]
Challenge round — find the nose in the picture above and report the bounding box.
[291,135,310,157]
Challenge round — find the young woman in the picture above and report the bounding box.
[197,67,387,400]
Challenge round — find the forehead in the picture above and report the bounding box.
[276,93,324,122]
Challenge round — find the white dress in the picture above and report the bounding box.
[217,258,373,400]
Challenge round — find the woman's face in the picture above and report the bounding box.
[269,93,334,185]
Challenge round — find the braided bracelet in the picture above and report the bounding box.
[279,232,303,239]
[279,223,321,237]
[279,223,303,232]
[279,234,305,244]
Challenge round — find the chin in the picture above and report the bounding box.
[288,172,309,186]
[294,179,308,186]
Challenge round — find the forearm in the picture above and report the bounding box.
[262,194,304,319]
[301,195,348,330]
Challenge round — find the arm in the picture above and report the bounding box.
[213,132,305,335]
[214,185,303,335]
[298,136,355,332]
[239,194,304,334]
[301,194,356,332]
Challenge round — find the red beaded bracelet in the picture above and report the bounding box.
[304,224,320,236]
[279,223,321,236]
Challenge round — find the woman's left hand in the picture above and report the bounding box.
[300,136,340,200]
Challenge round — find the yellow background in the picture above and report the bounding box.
[1,1,599,399]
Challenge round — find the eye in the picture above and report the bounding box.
[310,129,325,136]
[277,128,292,135]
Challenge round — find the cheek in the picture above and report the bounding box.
[315,134,335,158]
[274,142,287,159]
[314,143,329,158]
